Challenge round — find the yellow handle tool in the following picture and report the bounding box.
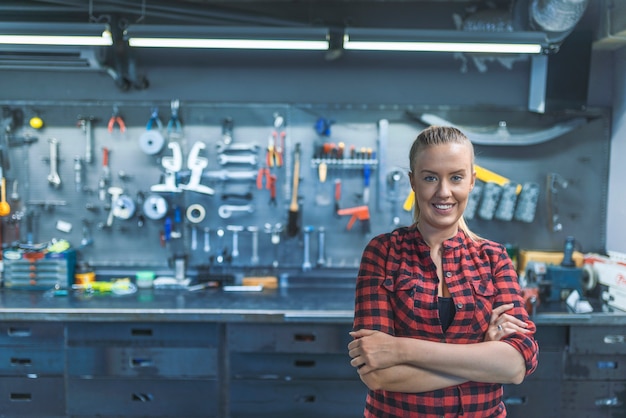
[474,165,522,194]
[402,164,520,212]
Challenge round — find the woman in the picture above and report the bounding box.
[348,126,538,417]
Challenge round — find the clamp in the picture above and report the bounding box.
[337,205,371,233]
[146,107,163,131]
[107,106,126,133]
[150,142,183,193]
[178,141,215,195]
[167,99,182,134]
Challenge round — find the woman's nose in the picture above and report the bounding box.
[437,180,452,197]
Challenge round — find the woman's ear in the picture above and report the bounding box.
[408,171,416,191]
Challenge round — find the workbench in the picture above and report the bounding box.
[0,283,624,418]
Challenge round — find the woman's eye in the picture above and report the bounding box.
[424,175,437,182]
[451,175,463,182]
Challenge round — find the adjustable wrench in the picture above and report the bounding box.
[47,138,61,188]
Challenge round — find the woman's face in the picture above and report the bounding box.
[409,142,475,233]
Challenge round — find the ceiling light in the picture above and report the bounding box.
[0,23,112,47]
[127,25,329,51]
[344,29,546,54]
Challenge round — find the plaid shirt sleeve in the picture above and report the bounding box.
[485,242,539,377]
[353,232,394,334]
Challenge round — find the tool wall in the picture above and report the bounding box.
[0,101,610,281]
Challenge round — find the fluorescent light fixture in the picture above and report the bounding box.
[127,25,329,50]
[0,23,112,47]
[344,28,546,54]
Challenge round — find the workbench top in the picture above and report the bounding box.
[0,286,624,325]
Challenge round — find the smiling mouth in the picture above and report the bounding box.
[434,204,454,210]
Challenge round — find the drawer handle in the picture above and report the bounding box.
[595,397,620,407]
[7,327,31,338]
[131,358,154,368]
[10,393,32,402]
[132,393,154,402]
[10,358,32,366]
[597,361,617,369]
[131,328,153,337]
[294,360,316,368]
[293,333,316,342]
[295,395,316,403]
[603,335,625,344]
[503,396,526,406]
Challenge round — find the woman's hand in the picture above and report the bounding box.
[348,329,401,374]
[485,303,530,342]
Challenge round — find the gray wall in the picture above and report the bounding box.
[0,45,613,276]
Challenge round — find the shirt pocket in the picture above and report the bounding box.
[381,274,421,334]
[470,275,497,328]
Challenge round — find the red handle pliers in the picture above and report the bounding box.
[108,106,126,133]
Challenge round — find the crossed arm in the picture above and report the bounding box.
[348,304,530,393]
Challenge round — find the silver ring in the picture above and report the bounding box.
[497,324,503,331]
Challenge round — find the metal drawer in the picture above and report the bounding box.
[230,379,366,418]
[0,347,65,376]
[561,381,625,417]
[534,325,568,351]
[231,352,356,380]
[67,377,218,417]
[67,322,218,347]
[228,323,351,354]
[530,350,563,380]
[503,380,561,418]
[0,322,65,346]
[565,354,626,381]
[0,376,65,416]
[569,326,626,355]
[67,346,217,378]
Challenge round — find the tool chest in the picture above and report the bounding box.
[2,247,76,290]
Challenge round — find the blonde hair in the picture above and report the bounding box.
[408,125,481,241]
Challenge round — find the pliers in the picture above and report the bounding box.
[146,107,163,131]
[256,167,277,206]
[167,99,182,134]
[256,167,271,190]
[107,106,126,133]
[266,131,284,167]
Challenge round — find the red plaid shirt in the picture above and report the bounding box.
[353,226,538,417]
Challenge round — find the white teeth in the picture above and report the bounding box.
[435,204,453,209]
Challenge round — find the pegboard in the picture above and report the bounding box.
[0,102,610,280]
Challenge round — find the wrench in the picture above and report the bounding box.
[302,225,313,271]
[77,116,94,164]
[218,204,254,219]
[216,143,260,153]
[203,170,258,181]
[317,227,326,267]
[247,226,259,265]
[218,154,258,166]
[47,138,61,188]
[227,225,244,259]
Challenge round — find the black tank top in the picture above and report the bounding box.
[438,297,456,332]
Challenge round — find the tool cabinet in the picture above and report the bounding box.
[66,322,220,418]
[227,322,365,418]
[560,325,626,417]
[0,322,66,417]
